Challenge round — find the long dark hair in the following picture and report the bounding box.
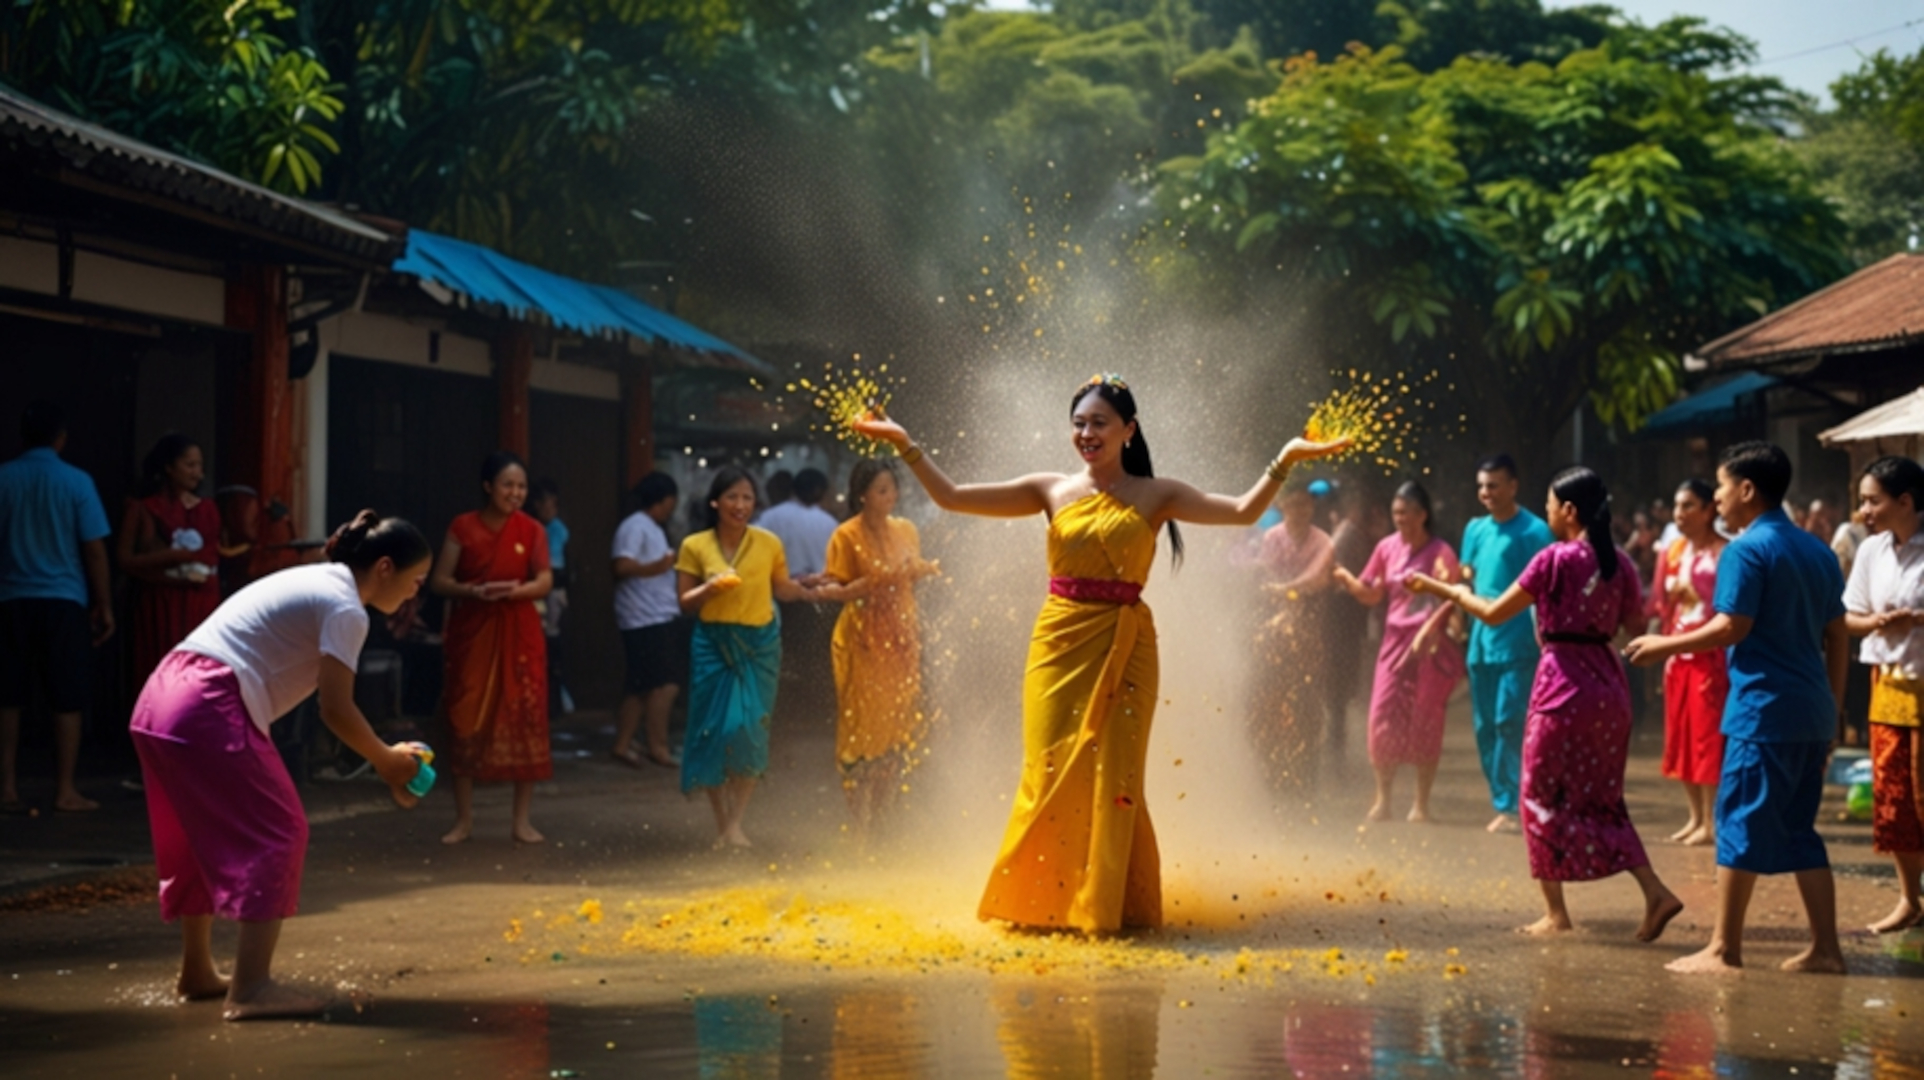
[480,450,527,488]
[703,466,760,531]
[1551,466,1618,580]
[138,433,200,498]
[848,458,897,516]
[1071,379,1184,567]
[326,509,431,571]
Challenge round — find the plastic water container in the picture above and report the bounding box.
[401,741,437,798]
[1827,747,1869,786]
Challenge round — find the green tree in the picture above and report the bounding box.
[1,0,344,194]
[1154,30,1847,461]
[1796,47,1924,264]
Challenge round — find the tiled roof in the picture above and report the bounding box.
[1693,254,1924,369]
[0,84,401,264]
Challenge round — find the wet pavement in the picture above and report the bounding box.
[4,702,1922,1078]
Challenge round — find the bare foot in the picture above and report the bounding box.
[511,822,545,845]
[1517,914,1574,936]
[224,979,328,1021]
[53,793,100,812]
[1869,898,1923,935]
[1486,813,1518,834]
[1666,944,1742,974]
[1679,826,1713,847]
[1407,806,1433,824]
[723,826,752,849]
[1779,946,1848,975]
[177,972,229,1001]
[441,821,473,845]
[1668,822,1697,842]
[1638,892,1685,943]
[1365,802,1391,823]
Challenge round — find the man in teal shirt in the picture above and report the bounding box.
[1460,454,1554,833]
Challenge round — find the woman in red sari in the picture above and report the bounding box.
[1649,478,1727,847]
[118,434,223,684]
[431,451,553,845]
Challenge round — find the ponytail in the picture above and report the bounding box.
[1073,378,1183,568]
[1550,467,1618,581]
[327,509,431,572]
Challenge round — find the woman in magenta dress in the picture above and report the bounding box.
[1334,481,1464,823]
[1649,478,1728,846]
[430,451,553,845]
[1413,467,1682,940]
[118,434,224,684]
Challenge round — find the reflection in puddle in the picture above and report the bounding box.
[995,981,1160,1079]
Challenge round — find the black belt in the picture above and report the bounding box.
[1543,632,1612,646]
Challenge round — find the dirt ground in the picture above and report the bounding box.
[2,698,1921,1078]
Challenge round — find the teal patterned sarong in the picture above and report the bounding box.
[680,614,781,793]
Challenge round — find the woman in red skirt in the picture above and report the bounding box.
[117,434,224,684]
[431,451,553,845]
[1650,478,1728,847]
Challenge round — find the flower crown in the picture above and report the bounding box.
[1085,373,1129,391]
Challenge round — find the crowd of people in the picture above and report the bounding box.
[3,380,1920,1018]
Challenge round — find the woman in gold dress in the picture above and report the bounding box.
[853,376,1346,933]
[813,459,941,844]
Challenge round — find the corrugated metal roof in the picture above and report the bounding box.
[1693,253,1924,369]
[0,84,400,263]
[393,230,767,371]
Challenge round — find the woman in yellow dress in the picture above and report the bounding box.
[853,376,1347,933]
[813,459,941,843]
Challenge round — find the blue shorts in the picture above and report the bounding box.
[1715,737,1830,875]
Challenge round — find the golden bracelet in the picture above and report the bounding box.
[1265,455,1288,484]
[900,443,924,466]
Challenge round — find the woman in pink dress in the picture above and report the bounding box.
[1414,467,1683,940]
[1334,481,1464,823]
[1649,478,1727,846]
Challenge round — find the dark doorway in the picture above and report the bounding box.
[531,388,622,709]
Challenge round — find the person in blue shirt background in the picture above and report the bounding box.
[1628,441,1850,976]
[1460,454,1555,834]
[529,477,574,715]
[0,399,115,814]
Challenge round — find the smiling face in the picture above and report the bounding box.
[367,556,432,615]
[1071,392,1135,470]
[1673,486,1716,541]
[712,478,756,530]
[485,463,528,516]
[1475,468,1517,517]
[861,469,899,518]
[166,444,205,496]
[1390,495,1428,540]
[1859,473,1916,537]
[1713,465,1761,532]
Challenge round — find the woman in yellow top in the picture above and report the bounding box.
[676,466,820,848]
[853,377,1347,933]
[813,459,941,843]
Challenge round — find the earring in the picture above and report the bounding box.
[1125,440,1132,450]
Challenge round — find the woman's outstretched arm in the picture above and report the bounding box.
[849,413,1056,518]
[1144,436,1353,528]
[1409,573,1533,626]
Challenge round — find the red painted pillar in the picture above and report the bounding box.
[497,326,533,458]
[623,355,656,487]
[225,264,296,576]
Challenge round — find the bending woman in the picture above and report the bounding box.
[432,450,553,845]
[813,459,942,844]
[853,376,1346,933]
[129,511,431,1020]
[676,467,820,849]
[1332,482,1463,823]
[1411,467,1682,940]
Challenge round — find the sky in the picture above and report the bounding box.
[1546,0,1924,101]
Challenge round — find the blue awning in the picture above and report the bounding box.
[1640,372,1777,435]
[393,230,766,371]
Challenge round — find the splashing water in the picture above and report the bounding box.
[1301,369,1447,472]
[787,359,905,457]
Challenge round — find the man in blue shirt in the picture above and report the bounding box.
[1,400,114,813]
[1460,454,1555,833]
[1628,441,1849,976]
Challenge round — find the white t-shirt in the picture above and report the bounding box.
[613,511,678,629]
[178,563,370,734]
[1844,528,1924,678]
[757,500,837,578]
